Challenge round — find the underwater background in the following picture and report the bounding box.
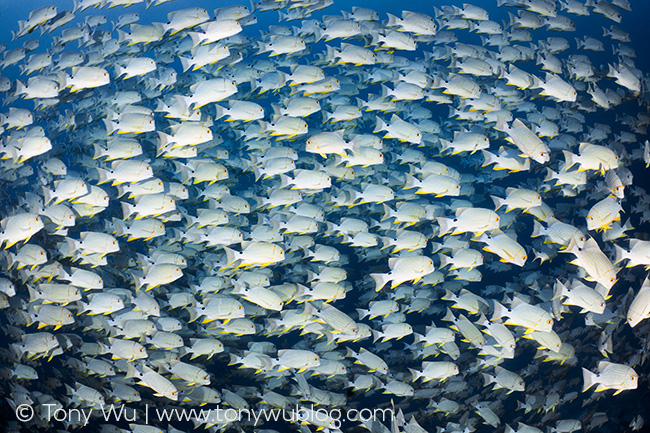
[0,0,650,432]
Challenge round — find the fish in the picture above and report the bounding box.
[409,361,459,382]
[562,237,618,289]
[483,365,525,393]
[126,363,178,400]
[370,256,435,291]
[495,118,551,164]
[626,277,650,327]
[0,0,648,431]
[582,361,638,395]
[474,231,528,267]
[437,207,501,236]
[492,297,554,333]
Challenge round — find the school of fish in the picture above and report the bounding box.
[0,0,649,432]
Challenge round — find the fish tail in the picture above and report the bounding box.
[370,273,389,292]
[436,217,453,237]
[562,150,578,170]
[408,368,421,382]
[582,367,598,392]
[530,220,545,238]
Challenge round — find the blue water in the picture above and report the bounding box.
[1,0,650,432]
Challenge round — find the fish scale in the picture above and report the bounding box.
[0,0,649,429]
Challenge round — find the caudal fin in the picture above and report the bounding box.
[491,195,506,211]
[121,202,135,220]
[582,367,598,392]
[404,174,420,190]
[562,150,578,170]
[491,300,509,321]
[373,116,388,134]
[223,246,241,267]
[408,368,422,382]
[531,220,545,239]
[614,244,629,265]
[439,253,452,269]
[437,217,454,237]
[370,273,390,292]
[103,119,117,135]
